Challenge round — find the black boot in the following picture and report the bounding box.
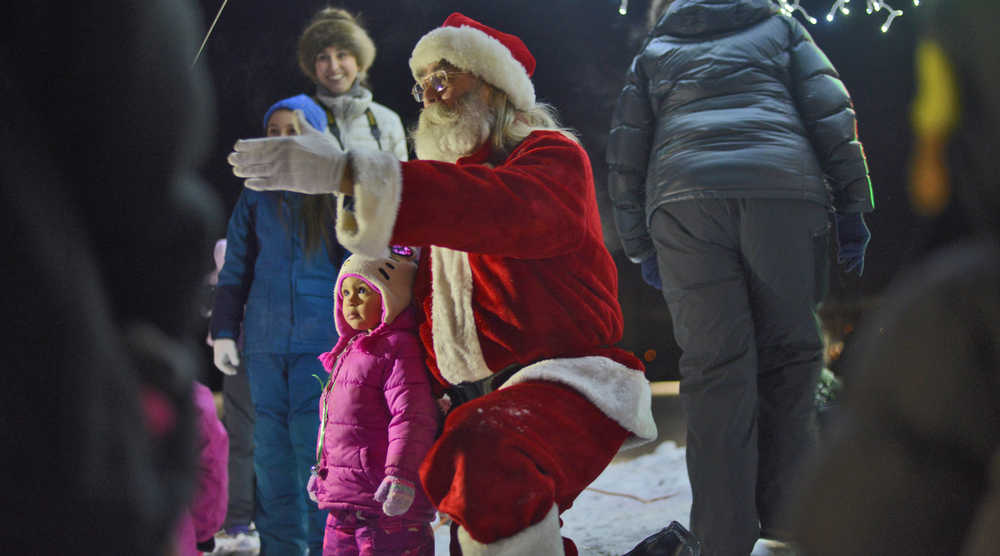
[624,521,701,556]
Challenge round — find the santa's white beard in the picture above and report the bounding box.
[413,92,494,163]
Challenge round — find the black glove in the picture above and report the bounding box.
[834,213,871,276]
[640,255,663,290]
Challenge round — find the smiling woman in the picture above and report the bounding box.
[314,45,359,95]
[295,7,408,160]
[298,8,375,92]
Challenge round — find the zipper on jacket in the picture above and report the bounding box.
[314,333,364,466]
[285,192,295,331]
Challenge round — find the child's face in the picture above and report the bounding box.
[341,276,382,331]
[266,109,300,137]
[314,45,359,95]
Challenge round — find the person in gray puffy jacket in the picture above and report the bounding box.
[309,253,439,555]
[607,0,874,554]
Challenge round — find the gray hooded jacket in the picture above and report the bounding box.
[607,0,874,262]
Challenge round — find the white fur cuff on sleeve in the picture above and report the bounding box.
[336,147,403,258]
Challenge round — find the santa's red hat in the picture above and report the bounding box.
[409,12,536,111]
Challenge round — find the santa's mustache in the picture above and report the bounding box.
[420,100,464,125]
[412,91,494,162]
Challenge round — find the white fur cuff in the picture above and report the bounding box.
[335,147,402,258]
[503,356,658,451]
[457,504,564,556]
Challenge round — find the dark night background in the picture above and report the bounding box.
[193,0,953,381]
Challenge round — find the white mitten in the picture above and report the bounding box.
[212,338,240,376]
[307,471,320,504]
[228,110,348,194]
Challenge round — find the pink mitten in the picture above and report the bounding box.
[373,475,415,516]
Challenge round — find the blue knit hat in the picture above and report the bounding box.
[262,94,327,133]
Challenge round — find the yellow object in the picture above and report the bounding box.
[213,391,225,419]
[911,40,960,136]
[908,39,961,217]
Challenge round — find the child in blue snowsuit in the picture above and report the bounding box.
[211,95,346,555]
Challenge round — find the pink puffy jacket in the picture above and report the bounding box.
[175,381,229,555]
[313,305,439,522]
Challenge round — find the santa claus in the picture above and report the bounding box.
[228,12,656,555]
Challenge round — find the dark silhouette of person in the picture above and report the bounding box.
[789,1,1000,554]
[1,1,221,553]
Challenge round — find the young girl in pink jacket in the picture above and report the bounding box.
[172,381,229,555]
[308,252,440,555]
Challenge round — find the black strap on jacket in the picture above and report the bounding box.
[445,363,524,410]
[363,108,382,149]
[312,96,382,150]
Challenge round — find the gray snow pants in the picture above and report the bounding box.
[222,364,256,529]
[649,199,829,556]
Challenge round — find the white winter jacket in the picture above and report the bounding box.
[315,84,408,161]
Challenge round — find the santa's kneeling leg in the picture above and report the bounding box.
[420,381,630,556]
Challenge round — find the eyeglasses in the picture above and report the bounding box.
[411,69,467,103]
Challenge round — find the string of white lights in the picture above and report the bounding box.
[775,0,919,33]
[778,0,819,23]
[619,0,919,33]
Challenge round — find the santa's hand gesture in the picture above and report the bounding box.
[227,109,348,195]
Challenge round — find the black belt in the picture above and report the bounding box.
[446,363,524,409]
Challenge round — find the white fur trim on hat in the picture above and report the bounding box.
[457,504,564,556]
[409,26,536,111]
[335,147,402,257]
[503,356,658,451]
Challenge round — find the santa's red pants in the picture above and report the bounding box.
[420,381,629,555]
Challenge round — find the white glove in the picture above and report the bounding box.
[228,109,348,194]
[307,472,320,504]
[212,338,240,376]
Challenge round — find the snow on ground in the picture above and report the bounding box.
[432,441,689,555]
[562,441,692,555]
[432,440,792,555]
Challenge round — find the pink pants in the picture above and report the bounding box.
[322,509,433,556]
[420,381,630,555]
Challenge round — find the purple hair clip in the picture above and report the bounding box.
[390,245,415,257]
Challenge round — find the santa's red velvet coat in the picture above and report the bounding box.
[337,129,656,447]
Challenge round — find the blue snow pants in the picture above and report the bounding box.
[246,353,327,555]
